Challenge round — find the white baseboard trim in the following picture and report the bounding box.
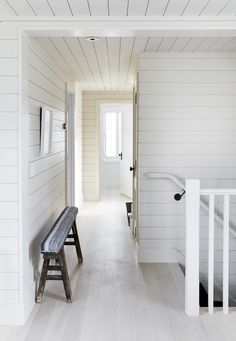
[0,283,35,325]
[137,248,179,263]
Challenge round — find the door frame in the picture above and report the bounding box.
[96,99,133,200]
[14,17,235,327]
[67,91,75,206]
[132,84,139,240]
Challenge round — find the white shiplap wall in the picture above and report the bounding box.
[22,37,67,307]
[0,24,19,320]
[82,91,132,201]
[137,52,236,296]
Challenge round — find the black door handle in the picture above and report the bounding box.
[119,152,123,160]
[130,167,134,171]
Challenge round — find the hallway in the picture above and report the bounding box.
[1,192,236,341]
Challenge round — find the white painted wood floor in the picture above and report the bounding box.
[1,190,236,341]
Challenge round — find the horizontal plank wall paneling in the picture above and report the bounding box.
[24,37,67,307]
[82,91,132,201]
[137,52,236,296]
[0,24,19,308]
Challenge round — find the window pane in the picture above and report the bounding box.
[105,112,117,157]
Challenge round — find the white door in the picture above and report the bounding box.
[100,105,121,191]
[120,104,133,198]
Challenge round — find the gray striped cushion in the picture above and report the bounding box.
[41,206,78,254]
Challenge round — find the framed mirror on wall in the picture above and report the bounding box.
[40,106,53,156]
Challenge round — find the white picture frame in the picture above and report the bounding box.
[40,107,53,156]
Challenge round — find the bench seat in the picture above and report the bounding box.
[41,206,78,254]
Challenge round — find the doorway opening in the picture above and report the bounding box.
[99,103,133,201]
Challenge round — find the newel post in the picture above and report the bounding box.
[185,179,200,316]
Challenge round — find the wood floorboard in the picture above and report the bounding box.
[1,190,236,340]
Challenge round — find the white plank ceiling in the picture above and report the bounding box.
[6,0,235,90]
[36,36,236,90]
[0,0,236,17]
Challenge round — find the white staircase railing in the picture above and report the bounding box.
[186,180,236,316]
[145,173,236,316]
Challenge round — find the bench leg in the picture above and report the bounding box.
[72,221,83,263]
[36,257,49,303]
[58,248,72,303]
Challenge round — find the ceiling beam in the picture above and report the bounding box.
[2,16,236,37]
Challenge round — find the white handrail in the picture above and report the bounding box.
[145,172,236,239]
[145,172,185,191]
[201,189,236,195]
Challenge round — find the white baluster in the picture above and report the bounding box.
[223,194,229,314]
[185,179,200,316]
[208,194,215,314]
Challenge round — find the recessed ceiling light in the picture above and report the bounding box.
[86,36,100,42]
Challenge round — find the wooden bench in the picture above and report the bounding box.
[36,206,83,303]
